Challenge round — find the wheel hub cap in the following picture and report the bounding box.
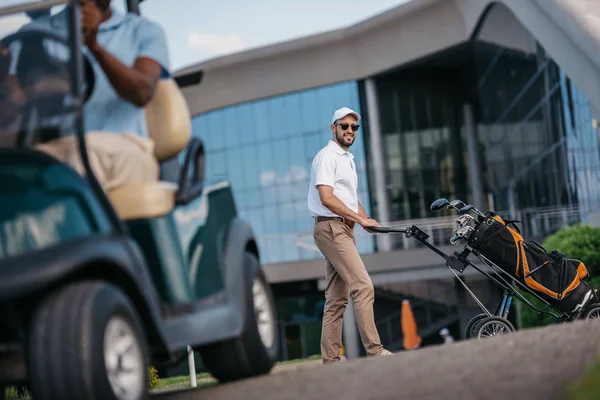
[253,278,275,349]
[104,316,144,400]
[478,321,511,338]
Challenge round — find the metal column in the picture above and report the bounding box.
[365,78,392,252]
[463,104,485,210]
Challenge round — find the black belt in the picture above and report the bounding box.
[315,216,355,228]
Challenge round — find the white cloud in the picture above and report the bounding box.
[259,166,308,188]
[259,170,277,188]
[187,31,245,57]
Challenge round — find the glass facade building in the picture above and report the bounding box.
[190,82,374,264]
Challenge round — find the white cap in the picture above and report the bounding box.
[331,107,361,125]
[439,328,449,335]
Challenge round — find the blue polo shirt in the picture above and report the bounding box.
[22,7,170,138]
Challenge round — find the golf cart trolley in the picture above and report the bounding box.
[369,198,600,340]
[0,1,278,399]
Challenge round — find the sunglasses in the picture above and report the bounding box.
[335,123,360,132]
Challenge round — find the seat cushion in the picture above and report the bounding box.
[107,182,178,221]
[145,79,191,162]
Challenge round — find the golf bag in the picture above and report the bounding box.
[467,213,593,313]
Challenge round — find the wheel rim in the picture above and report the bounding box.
[253,277,275,349]
[104,316,145,400]
[586,307,600,320]
[477,321,512,339]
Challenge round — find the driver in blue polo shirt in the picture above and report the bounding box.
[24,0,170,191]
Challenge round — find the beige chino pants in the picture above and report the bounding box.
[313,218,385,363]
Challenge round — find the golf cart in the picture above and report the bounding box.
[0,1,278,399]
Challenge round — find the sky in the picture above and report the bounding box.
[137,0,411,71]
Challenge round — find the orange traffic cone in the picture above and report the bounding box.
[401,299,422,350]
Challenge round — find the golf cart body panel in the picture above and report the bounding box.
[0,149,114,262]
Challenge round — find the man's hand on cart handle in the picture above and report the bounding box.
[359,218,381,233]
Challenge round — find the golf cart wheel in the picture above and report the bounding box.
[199,252,278,382]
[473,316,515,339]
[583,304,600,320]
[464,313,488,339]
[28,281,149,400]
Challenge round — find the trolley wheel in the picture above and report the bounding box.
[473,316,515,339]
[583,304,600,320]
[464,313,488,339]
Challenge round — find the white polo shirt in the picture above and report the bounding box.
[308,140,359,217]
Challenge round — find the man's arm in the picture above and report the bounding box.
[358,201,369,219]
[317,185,364,224]
[81,0,165,107]
[317,185,380,228]
[89,48,161,107]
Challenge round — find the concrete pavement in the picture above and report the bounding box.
[153,319,600,400]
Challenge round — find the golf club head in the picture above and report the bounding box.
[430,198,450,212]
[459,205,486,218]
[449,200,466,211]
[459,205,475,215]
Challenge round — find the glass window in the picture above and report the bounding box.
[221,106,237,149]
[472,2,571,211]
[0,4,79,150]
[210,150,227,181]
[287,136,305,170]
[243,145,259,190]
[238,102,255,146]
[254,101,271,142]
[206,111,224,150]
[267,97,286,139]
[272,139,288,178]
[226,147,244,190]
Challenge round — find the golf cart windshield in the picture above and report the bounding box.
[0,1,84,149]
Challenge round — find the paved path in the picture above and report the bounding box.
[153,320,600,400]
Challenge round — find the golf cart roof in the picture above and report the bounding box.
[0,0,69,17]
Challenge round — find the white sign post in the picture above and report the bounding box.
[187,345,197,388]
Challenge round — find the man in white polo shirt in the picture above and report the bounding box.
[308,107,393,363]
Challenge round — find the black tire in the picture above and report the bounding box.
[472,316,515,339]
[199,252,278,382]
[583,304,600,320]
[464,313,488,339]
[28,281,149,400]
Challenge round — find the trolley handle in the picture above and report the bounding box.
[365,226,407,234]
[368,225,447,258]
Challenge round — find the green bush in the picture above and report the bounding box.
[517,224,600,329]
[4,386,29,399]
[149,365,161,389]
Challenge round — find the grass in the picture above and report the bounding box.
[567,355,600,400]
[154,371,218,390]
[153,354,322,391]
[3,355,324,397]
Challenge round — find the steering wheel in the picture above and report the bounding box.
[0,29,96,146]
